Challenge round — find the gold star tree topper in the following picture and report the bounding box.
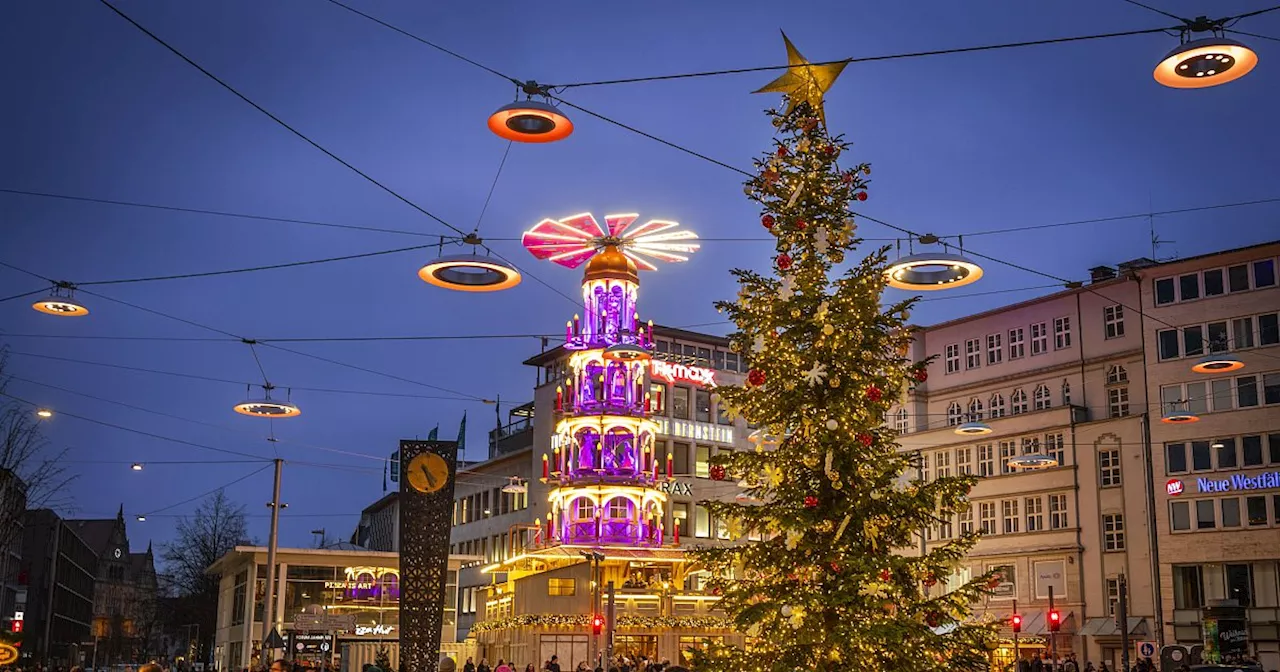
[753,31,848,127]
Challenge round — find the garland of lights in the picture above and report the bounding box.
[470,614,733,633]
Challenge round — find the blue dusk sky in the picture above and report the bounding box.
[1,1,1277,553]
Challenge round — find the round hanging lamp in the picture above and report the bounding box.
[487,100,574,143]
[603,342,651,362]
[419,253,522,292]
[1007,453,1059,470]
[32,286,89,317]
[35,408,54,419]
[885,252,984,291]
[1191,353,1244,374]
[1160,409,1200,424]
[1154,36,1257,89]
[501,477,527,495]
[954,421,993,436]
[233,385,301,418]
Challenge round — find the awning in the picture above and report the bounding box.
[483,543,692,572]
[1079,617,1149,637]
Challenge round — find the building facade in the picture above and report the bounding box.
[20,509,98,666]
[67,507,159,665]
[209,546,468,672]
[1142,242,1280,669]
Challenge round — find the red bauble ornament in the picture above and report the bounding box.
[879,569,892,582]
[765,170,780,184]
[709,464,727,481]
[856,191,868,201]
[842,172,854,185]
[923,574,937,587]
[777,253,793,271]
[857,433,874,447]
[777,146,788,157]
[829,562,841,573]
[747,369,766,387]
[801,118,819,132]
[866,385,883,402]
[987,577,1003,590]
[913,369,928,383]
[762,214,775,230]
[825,144,837,156]
[795,219,807,231]
[925,611,940,628]
[803,495,819,509]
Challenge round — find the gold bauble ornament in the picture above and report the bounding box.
[829,377,841,388]
[823,324,834,336]
[791,309,802,318]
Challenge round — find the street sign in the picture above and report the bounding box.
[1136,641,1157,659]
[293,613,357,632]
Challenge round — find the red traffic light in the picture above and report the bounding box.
[591,614,604,634]
[1011,614,1022,633]
[1048,610,1061,632]
[10,620,22,633]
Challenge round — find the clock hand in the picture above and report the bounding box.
[420,463,438,488]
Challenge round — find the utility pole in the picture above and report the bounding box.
[1013,598,1020,665]
[605,582,616,668]
[1048,586,1057,672]
[1119,574,1131,672]
[261,458,284,664]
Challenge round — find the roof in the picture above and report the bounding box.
[66,518,120,557]
[207,544,401,575]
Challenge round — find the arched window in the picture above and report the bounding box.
[989,393,1006,418]
[1062,380,1072,406]
[894,408,910,434]
[574,498,595,521]
[968,397,985,421]
[1011,389,1028,415]
[1107,365,1128,384]
[605,497,629,520]
[947,402,964,427]
[1034,384,1052,410]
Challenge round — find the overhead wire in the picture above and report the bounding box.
[1227,29,1280,43]
[1116,0,1188,23]
[0,289,47,304]
[140,463,272,517]
[474,141,513,233]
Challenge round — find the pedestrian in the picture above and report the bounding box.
[547,657,560,672]
[525,664,535,672]
[1032,653,1045,672]
[496,660,511,672]
[478,659,491,672]
[1084,662,1095,672]
[1064,654,1079,672]
[465,659,476,672]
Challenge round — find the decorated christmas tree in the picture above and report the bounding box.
[691,35,998,672]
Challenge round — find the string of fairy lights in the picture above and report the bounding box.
[3,0,1279,522]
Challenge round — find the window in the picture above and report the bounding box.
[1196,500,1216,529]
[1002,500,1020,534]
[1155,277,1176,305]
[716,398,731,425]
[725,352,740,372]
[1217,500,1243,530]
[1246,496,1267,527]
[694,445,710,478]
[1171,501,1191,531]
[1054,316,1072,349]
[978,444,995,477]
[894,408,909,434]
[1045,433,1066,466]
[987,333,1003,365]
[947,402,963,427]
[1158,329,1180,360]
[648,383,666,414]
[945,344,960,374]
[1108,387,1130,418]
[695,390,712,423]
[1238,375,1259,407]
[999,441,1016,475]
[1255,259,1277,288]
[715,514,729,540]
[671,387,690,420]
[936,450,952,478]
[672,502,689,533]
[937,518,953,540]
[1011,389,1028,415]
[1172,566,1203,608]
[1102,513,1125,551]
[1261,313,1279,345]
[966,338,982,369]
[1234,317,1255,349]
[1049,494,1068,529]
[1106,578,1121,616]
[919,453,930,482]
[694,505,710,538]
[1104,305,1125,339]
[548,578,576,596]
[1034,384,1051,410]
[1062,380,1071,405]
[1273,434,1280,465]
[1022,436,1041,456]
[1099,449,1121,487]
[1226,564,1253,607]
[1031,322,1048,355]
[979,502,997,534]
[1217,438,1237,469]
[1179,273,1201,301]
[967,397,985,421]
[1025,497,1044,532]
[673,442,690,475]
[989,393,1006,418]
[1227,264,1250,292]
[1008,328,1025,359]
[1107,365,1128,384]
[1191,440,1212,471]
[1204,268,1225,296]
[713,350,725,370]
[959,505,974,534]
[1265,373,1280,405]
[1242,435,1263,467]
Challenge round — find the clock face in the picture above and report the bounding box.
[113,548,122,559]
[406,453,450,494]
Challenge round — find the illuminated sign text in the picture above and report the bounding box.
[650,360,716,388]
[657,481,693,497]
[355,624,395,636]
[1166,479,1184,496]
[1196,471,1280,493]
[652,418,734,445]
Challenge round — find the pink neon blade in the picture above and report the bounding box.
[604,214,639,237]
[548,247,599,269]
[622,219,678,240]
[525,241,593,261]
[620,249,660,272]
[559,213,608,239]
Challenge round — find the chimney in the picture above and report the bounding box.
[1089,266,1117,283]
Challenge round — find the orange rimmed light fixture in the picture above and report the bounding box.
[1161,400,1200,424]
[419,234,521,293]
[501,477,527,495]
[32,284,89,317]
[1155,29,1258,89]
[233,384,301,418]
[1191,353,1244,374]
[884,235,983,291]
[487,82,573,143]
[954,420,993,436]
[1007,453,1059,470]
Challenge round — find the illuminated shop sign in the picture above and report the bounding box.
[650,360,716,388]
[657,481,693,497]
[652,417,734,444]
[1167,471,1280,495]
[324,581,375,590]
[355,624,395,636]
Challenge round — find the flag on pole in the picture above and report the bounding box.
[427,424,439,441]
[456,412,467,456]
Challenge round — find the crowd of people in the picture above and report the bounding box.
[461,654,687,672]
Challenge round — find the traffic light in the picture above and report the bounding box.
[591,613,604,635]
[1048,610,1061,632]
[10,620,22,633]
[1011,613,1022,633]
